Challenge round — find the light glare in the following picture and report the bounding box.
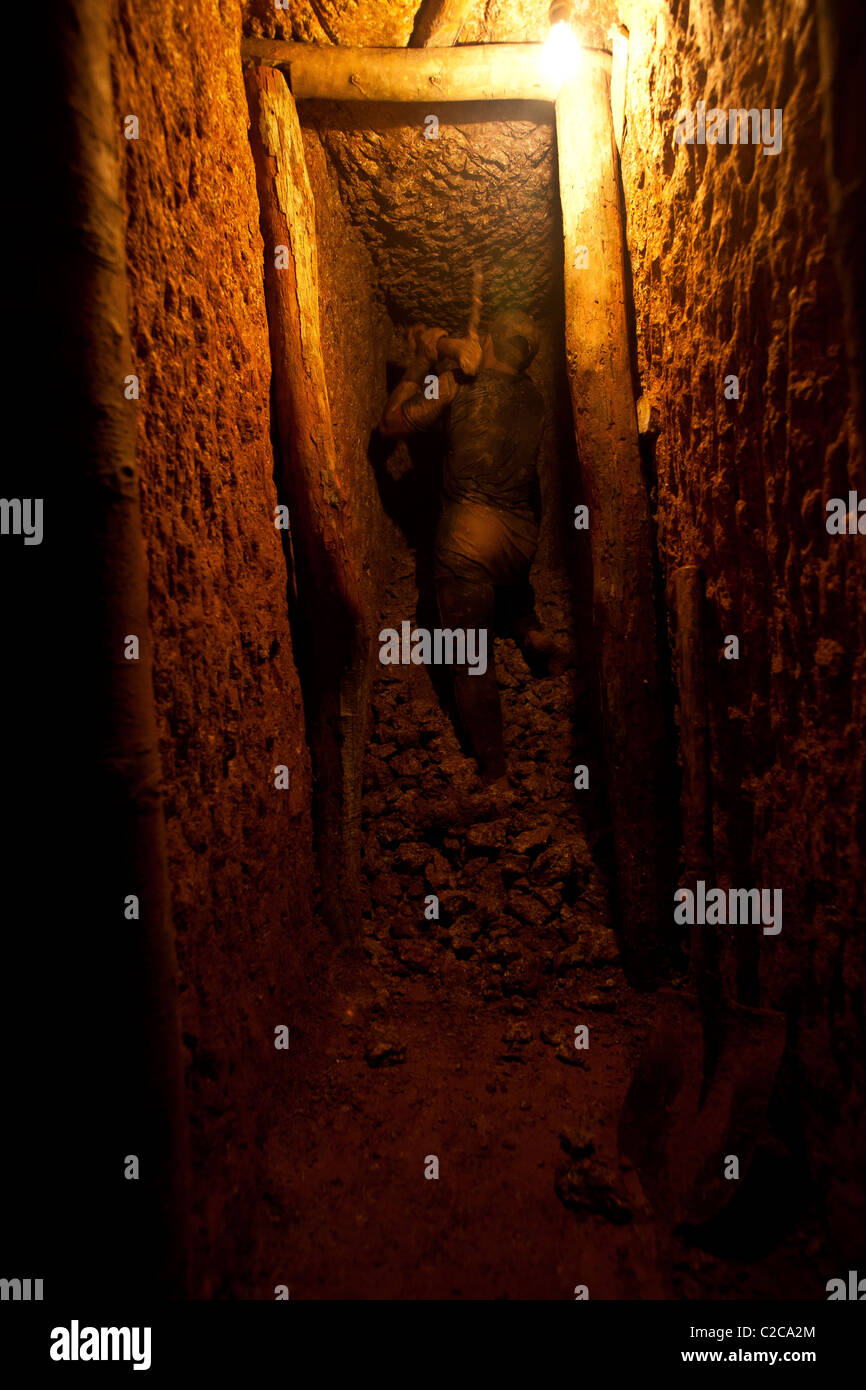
[541,21,584,89]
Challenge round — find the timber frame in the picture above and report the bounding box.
[244,34,670,984]
[242,38,611,103]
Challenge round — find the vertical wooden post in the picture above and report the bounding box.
[556,68,667,985]
[609,25,629,154]
[245,65,369,944]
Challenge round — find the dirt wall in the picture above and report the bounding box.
[111,0,316,1290]
[619,0,865,1254]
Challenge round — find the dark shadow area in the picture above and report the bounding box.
[639,423,686,979]
[676,1143,814,1261]
[614,144,644,406]
[367,365,456,727]
[298,97,557,136]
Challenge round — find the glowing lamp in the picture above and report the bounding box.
[541,1,584,89]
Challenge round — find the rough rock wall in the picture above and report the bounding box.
[300,100,562,329]
[244,0,418,47]
[243,0,619,49]
[111,0,316,1290]
[619,0,864,1252]
[461,0,619,47]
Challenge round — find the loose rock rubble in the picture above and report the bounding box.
[364,1034,406,1067]
[360,559,622,1014]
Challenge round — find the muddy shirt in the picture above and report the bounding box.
[400,368,545,520]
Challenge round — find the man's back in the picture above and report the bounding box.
[444,369,545,517]
[377,305,564,785]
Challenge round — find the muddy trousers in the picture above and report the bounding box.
[434,501,541,782]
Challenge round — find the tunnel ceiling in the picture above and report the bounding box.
[245,1,621,49]
[246,2,624,327]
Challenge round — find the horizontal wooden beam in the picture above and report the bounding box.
[241,38,611,103]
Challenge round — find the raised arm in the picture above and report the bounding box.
[379,326,443,438]
[379,324,479,438]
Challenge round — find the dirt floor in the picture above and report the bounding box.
[225,539,836,1301]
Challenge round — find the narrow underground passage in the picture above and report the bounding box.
[39,0,863,1309]
[229,55,834,1300]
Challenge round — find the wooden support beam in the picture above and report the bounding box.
[556,68,668,987]
[242,38,610,103]
[609,24,629,154]
[245,64,369,944]
[410,0,475,48]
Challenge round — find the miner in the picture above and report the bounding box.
[378,307,568,796]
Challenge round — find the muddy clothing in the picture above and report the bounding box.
[401,367,544,519]
[400,367,546,779]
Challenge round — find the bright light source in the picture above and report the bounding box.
[541,20,584,89]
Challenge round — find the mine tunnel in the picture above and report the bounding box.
[18,0,864,1309]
